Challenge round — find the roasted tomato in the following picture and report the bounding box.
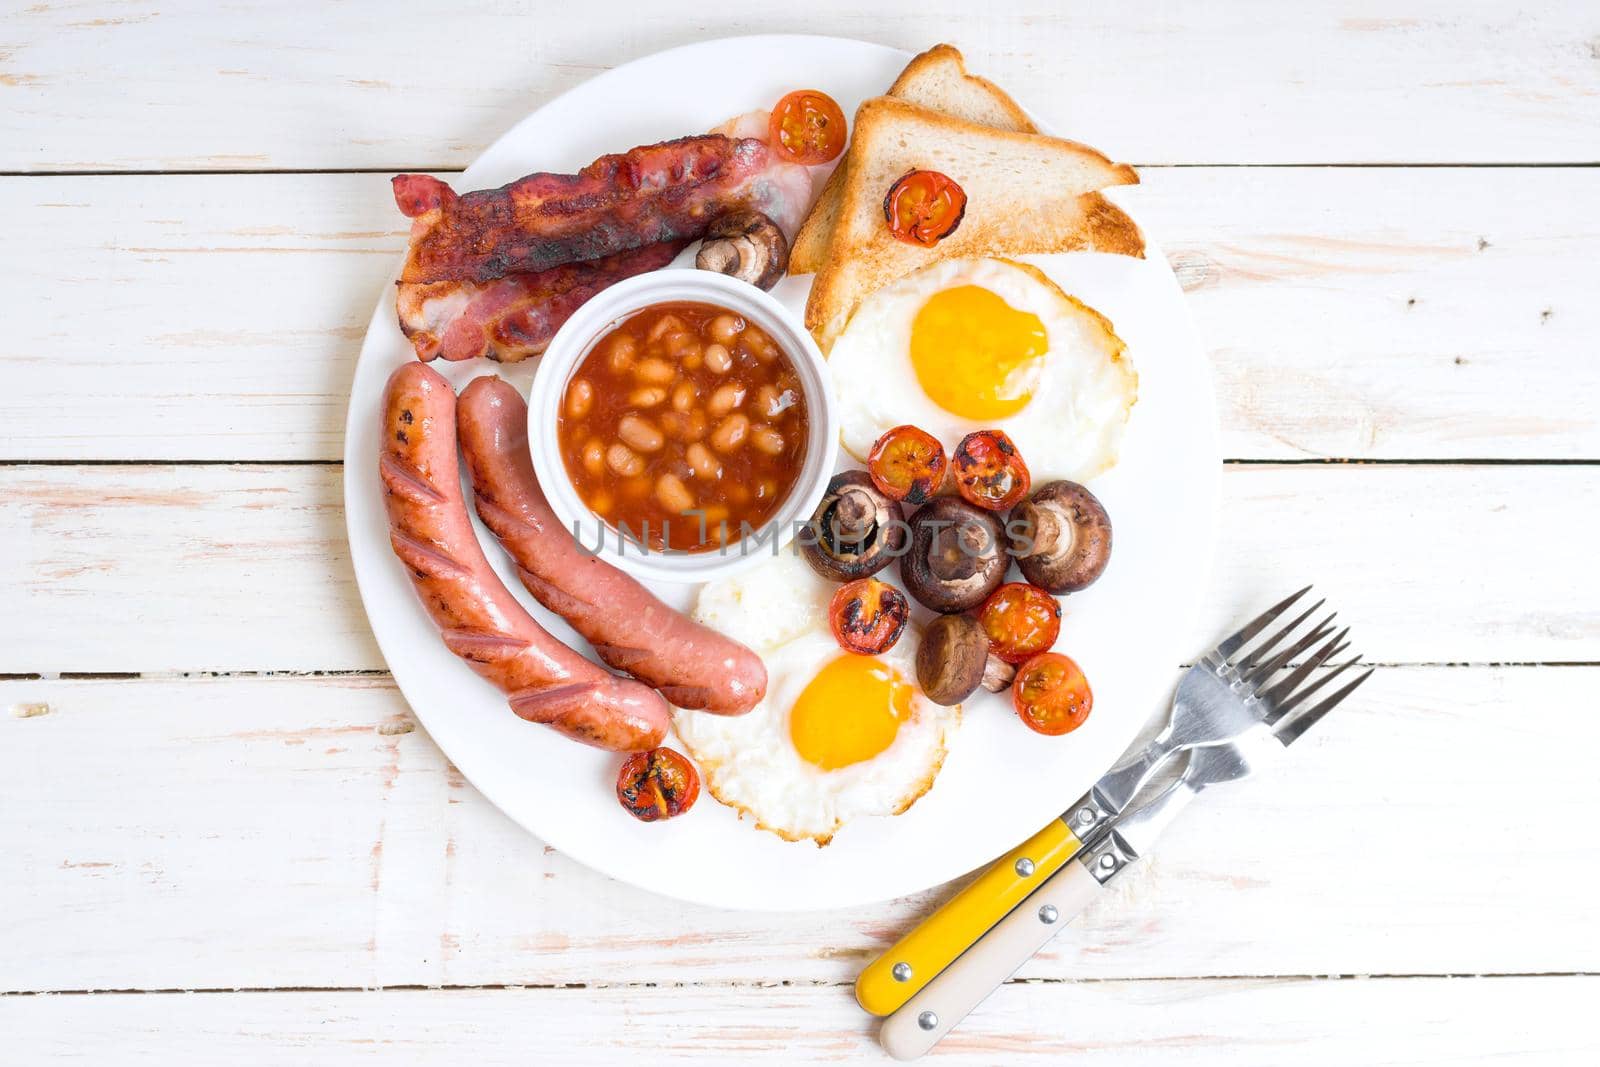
[616,748,701,822]
[951,430,1031,510]
[883,169,967,247]
[1012,652,1093,736]
[979,583,1063,665]
[769,90,848,165]
[829,577,911,655]
[867,425,948,504]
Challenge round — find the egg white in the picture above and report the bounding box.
[829,258,1138,483]
[691,548,835,655]
[675,555,960,845]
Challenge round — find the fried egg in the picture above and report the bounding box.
[829,258,1137,483]
[675,551,960,845]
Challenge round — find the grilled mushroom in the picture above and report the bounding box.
[801,471,907,581]
[916,614,1016,706]
[696,210,789,290]
[1008,480,1112,594]
[901,497,1009,613]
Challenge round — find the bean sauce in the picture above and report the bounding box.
[557,301,810,552]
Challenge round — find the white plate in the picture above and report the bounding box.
[343,35,1218,911]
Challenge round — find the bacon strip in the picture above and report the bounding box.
[395,241,684,363]
[393,135,811,285]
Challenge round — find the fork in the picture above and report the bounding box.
[855,587,1359,1016]
[877,610,1373,1059]
[1067,584,1351,842]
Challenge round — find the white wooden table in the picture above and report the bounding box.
[4,3,1598,1062]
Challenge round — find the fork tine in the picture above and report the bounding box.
[1274,666,1375,747]
[1212,586,1311,662]
[1242,624,1331,693]
[1231,598,1325,670]
[1259,626,1349,718]
[1244,613,1336,687]
[1273,651,1363,719]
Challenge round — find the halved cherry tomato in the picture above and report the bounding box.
[979,583,1063,665]
[867,425,948,504]
[1012,652,1093,736]
[769,90,848,165]
[828,577,911,655]
[951,429,1031,510]
[883,169,967,247]
[616,748,701,822]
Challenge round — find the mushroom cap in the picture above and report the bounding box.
[695,210,788,291]
[1009,480,1112,594]
[901,497,1009,613]
[801,470,907,581]
[916,614,990,706]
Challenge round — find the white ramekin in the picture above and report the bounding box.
[527,268,838,585]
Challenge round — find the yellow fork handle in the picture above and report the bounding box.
[854,817,1082,1016]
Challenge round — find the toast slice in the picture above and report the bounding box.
[804,96,1140,351]
[793,44,1028,271]
[790,44,1143,275]
[887,42,1036,130]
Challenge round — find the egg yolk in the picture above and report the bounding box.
[789,655,915,771]
[910,285,1048,420]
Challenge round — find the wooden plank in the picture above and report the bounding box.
[5,978,1597,1064]
[0,464,382,674]
[3,2,1598,171]
[1133,167,1600,461]
[0,172,406,463]
[2,462,1595,674]
[3,666,1596,993]
[5,167,1596,462]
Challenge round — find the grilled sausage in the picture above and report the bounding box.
[380,362,670,750]
[456,375,768,714]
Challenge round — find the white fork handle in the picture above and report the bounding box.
[878,860,1104,1060]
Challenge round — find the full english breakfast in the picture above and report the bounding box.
[376,44,1139,841]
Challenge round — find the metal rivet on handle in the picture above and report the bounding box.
[1073,808,1095,827]
[918,1010,938,1031]
[892,962,912,982]
[1014,857,1035,877]
[1038,904,1059,924]
[1098,854,1116,872]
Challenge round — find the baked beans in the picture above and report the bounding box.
[558,301,810,552]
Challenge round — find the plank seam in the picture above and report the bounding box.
[2,162,1598,178]
[4,459,1598,468]
[3,973,1597,997]
[4,663,1598,682]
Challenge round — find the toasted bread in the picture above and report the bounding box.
[792,45,1033,271]
[888,42,1036,131]
[790,44,1143,276]
[803,96,1139,351]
